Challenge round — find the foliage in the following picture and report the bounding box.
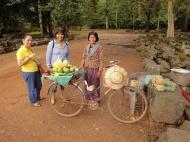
[0,0,190,34]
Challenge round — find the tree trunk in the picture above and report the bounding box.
[106,15,109,29]
[38,0,43,36]
[183,1,190,31]
[64,15,69,38]
[157,12,160,31]
[145,13,150,32]
[167,0,174,38]
[132,10,135,30]
[63,1,70,37]
[46,11,53,38]
[143,0,154,32]
[105,0,109,30]
[138,2,141,19]
[115,9,118,29]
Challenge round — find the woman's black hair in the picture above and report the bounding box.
[23,34,32,39]
[54,27,64,37]
[88,31,99,42]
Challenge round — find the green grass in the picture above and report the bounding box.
[28,31,41,36]
[69,29,141,39]
[70,30,88,36]
[27,31,50,39]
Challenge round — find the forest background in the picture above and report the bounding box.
[0,0,189,38]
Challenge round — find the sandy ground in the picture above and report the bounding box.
[0,30,149,142]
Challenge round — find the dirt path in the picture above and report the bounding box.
[0,31,148,142]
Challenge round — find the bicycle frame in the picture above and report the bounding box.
[46,60,148,123]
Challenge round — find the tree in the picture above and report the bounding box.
[183,0,190,31]
[49,0,82,36]
[141,0,155,32]
[167,0,174,38]
[80,0,100,28]
[0,0,189,34]
[38,0,43,36]
[105,0,109,29]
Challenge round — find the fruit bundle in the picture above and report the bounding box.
[152,75,177,92]
[51,58,78,74]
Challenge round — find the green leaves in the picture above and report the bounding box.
[0,0,190,33]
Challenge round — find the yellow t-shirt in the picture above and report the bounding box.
[16,45,38,72]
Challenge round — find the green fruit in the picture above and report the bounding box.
[61,68,65,73]
[70,67,75,72]
[63,67,69,73]
[51,68,55,72]
[63,60,69,67]
[52,67,58,72]
[54,73,59,76]
[57,68,62,73]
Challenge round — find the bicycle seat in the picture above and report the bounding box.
[105,60,120,68]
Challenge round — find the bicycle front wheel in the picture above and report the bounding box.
[107,86,148,123]
[47,82,84,117]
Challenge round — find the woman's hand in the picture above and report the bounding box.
[34,56,41,65]
[28,53,36,59]
[47,67,53,73]
[78,66,84,70]
[17,53,36,67]
[97,71,101,78]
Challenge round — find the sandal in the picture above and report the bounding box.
[32,102,41,107]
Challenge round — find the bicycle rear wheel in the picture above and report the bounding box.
[47,82,84,117]
[107,86,148,123]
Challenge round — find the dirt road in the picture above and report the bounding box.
[0,31,148,142]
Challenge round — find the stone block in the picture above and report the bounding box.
[184,49,190,56]
[185,107,190,119]
[150,88,186,124]
[179,120,190,132]
[157,128,190,142]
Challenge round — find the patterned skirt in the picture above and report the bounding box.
[84,67,100,101]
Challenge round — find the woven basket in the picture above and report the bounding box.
[127,72,147,90]
[171,70,190,86]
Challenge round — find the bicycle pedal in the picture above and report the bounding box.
[126,116,136,121]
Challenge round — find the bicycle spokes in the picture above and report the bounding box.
[47,83,84,117]
[108,87,148,123]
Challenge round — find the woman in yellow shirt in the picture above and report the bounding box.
[16,35,42,107]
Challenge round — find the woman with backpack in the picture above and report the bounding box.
[46,27,71,72]
[46,27,71,104]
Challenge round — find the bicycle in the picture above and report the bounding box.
[46,60,148,123]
